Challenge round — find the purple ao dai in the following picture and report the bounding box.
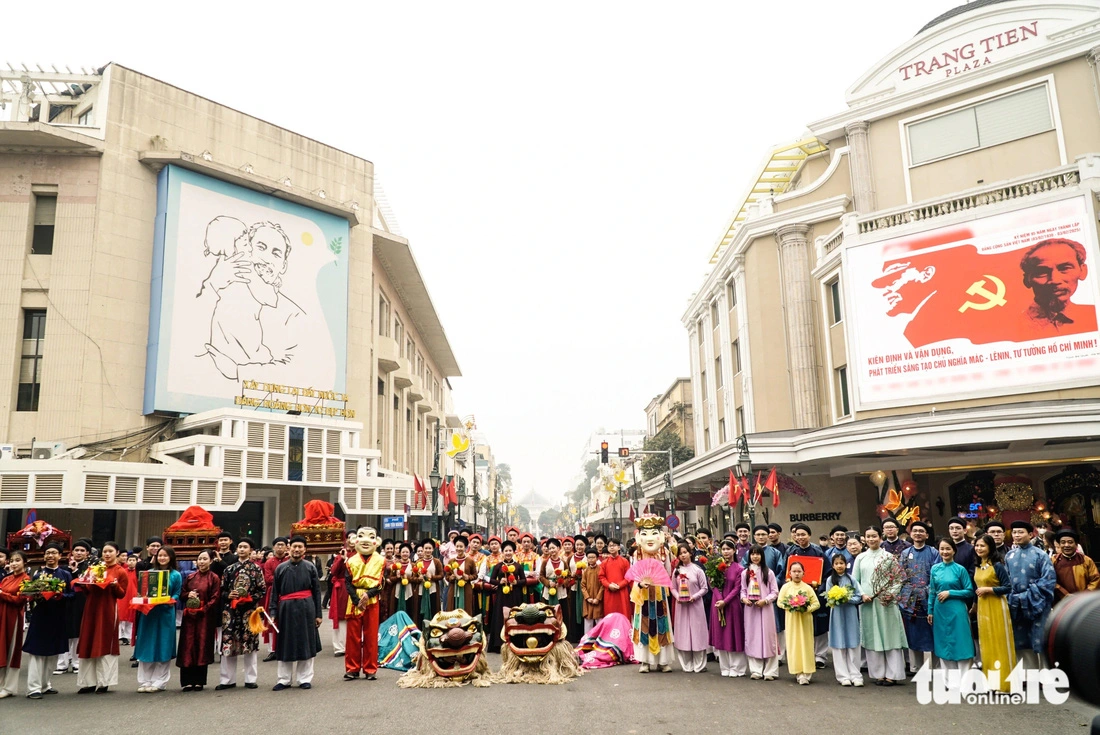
[740,565,779,659]
[708,561,745,652]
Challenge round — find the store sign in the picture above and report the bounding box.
[382,516,404,530]
[789,512,842,522]
[234,380,354,419]
[846,196,1100,410]
[898,21,1040,86]
[145,165,349,416]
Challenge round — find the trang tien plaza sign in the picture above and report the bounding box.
[234,379,355,418]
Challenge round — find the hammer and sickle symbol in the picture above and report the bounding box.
[957,275,1007,313]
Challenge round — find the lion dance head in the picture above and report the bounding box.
[397,609,490,688]
[492,602,582,685]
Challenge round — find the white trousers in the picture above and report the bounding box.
[866,649,906,681]
[584,619,597,634]
[55,638,80,671]
[676,649,707,673]
[118,621,133,641]
[832,646,863,684]
[331,620,346,654]
[0,665,18,695]
[814,634,829,661]
[137,660,171,690]
[77,656,118,688]
[910,648,933,671]
[776,630,785,659]
[636,644,673,667]
[276,658,315,686]
[748,656,780,678]
[716,650,747,676]
[214,627,222,656]
[940,658,973,673]
[1017,649,1040,670]
[26,654,57,695]
[219,652,258,685]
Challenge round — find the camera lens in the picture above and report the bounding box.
[1045,591,1100,707]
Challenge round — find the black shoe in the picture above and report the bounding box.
[119,639,129,646]
[78,687,95,694]
[343,672,359,680]
[365,674,376,681]
[27,692,42,700]
[263,652,277,662]
[299,683,311,690]
[131,661,139,668]
[43,688,58,695]
[194,686,204,691]
[214,683,236,691]
[334,651,345,657]
[244,683,258,689]
[272,683,289,691]
[95,687,109,694]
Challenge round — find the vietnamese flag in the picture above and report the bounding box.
[764,467,779,508]
[728,469,741,506]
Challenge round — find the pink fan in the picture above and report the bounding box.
[626,559,673,589]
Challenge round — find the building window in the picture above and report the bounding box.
[836,366,851,417]
[394,317,403,347]
[700,369,707,401]
[378,295,390,337]
[718,418,727,444]
[31,194,56,255]
[18,310,45,411]
[732,340,741,374]
[727,281,737,308]
[714,356,723,389]
[704,428,710,452]
[710,301,719,329]
[735,407,745,436]
[828,279,842,325]
[907,84,1053,166]
[377,378,385,396]
[406,337,414,362]
[77,106,94,126]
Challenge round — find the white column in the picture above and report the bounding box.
[702,309,718,451]
[845,121,876,214]
[687,322,705,456]
[715,282,735,444]
[731,255,755,433]
[775,224,822,430]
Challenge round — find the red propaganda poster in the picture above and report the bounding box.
[845,195,1100,409]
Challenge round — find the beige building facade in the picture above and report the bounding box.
[0,63,465,546]
[644,377,695,449]
[664,1,1100,549]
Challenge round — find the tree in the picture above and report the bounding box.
[584,458,599,481]
[516,505,532,527]
[640,430,694,480]
[538,508,561,532]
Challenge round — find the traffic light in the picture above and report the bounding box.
[600,442,609,463]
[618,447,630,458]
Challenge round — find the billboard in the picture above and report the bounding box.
[845,195,1100,409]
[145,165,350,415]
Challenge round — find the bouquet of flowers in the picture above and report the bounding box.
[869,555,907,606]
[825,585,853,608]
[502,564,517,595]
[19,576,64,599]
[784,593,811,613]
[704,557,727,592]
[185,596,203,610]
[75,561,109,588]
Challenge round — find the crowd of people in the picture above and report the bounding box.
[0,515,1096,698]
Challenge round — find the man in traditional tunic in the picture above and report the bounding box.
[216,538,266,690]
[271,536,322,690]
[56,539,91,675]
[946,517,977,578]
[599,538,632,617]
[1005,520,1056,669]
[75,541,129,693]
[22,543,72,699]
[344,527,384,680]
[880,518,910,556]
[899,521,937,673]
[261,536,289,661]
[1053,529,1100,602]
[327,530,355,656]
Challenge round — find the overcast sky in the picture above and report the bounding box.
[7,0,961,509]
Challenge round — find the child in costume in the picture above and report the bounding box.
[778,561,821,685]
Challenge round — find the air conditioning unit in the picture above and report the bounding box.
[0,444,14,460]
[31,441,66,460]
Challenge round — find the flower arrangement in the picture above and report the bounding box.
[825,585,853,608]
[704,557,727,591]
[20,576,64,597]
[784,593,811,613]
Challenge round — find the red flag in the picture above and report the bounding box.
[448,478,459,507]
[764,467,780,508]
[628,503,636,521]
[438,477,450,509]
[412,476,424,510]
[753,470,763,505]
[728,470,741,506]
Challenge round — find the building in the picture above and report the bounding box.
[644,377,695,448]
[0,63,465,547]
[663,1,1100,549]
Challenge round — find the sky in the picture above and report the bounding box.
[6,0,962,509]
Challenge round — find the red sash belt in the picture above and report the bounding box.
[230,595,253,609]
[280,590,312,601]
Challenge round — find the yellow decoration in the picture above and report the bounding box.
[401,578,409,586]
[446,433,470,458]
[502,585,511,595]
[526,636,539,649]
[507,565,515,573]
[995,482,1034,511]
[548,587,557,596]
[458,579,466,588]
[301,232,313,246]
[423,580,432,589]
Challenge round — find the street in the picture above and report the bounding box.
[1,645,1096,735]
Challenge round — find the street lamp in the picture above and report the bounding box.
[456,478,468,529]
[731,434,759,530]
[429,468,442,540]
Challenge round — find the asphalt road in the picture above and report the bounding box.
[1,645,1096,735]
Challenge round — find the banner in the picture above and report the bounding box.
[845,195,1100,409]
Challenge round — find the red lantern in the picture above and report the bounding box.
[876,506,890,519]
[901,480,919,501]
